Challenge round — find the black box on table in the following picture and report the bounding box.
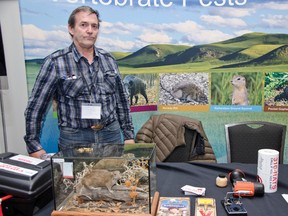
[0,152,53,216]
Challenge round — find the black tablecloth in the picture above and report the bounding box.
[35,162,288,216]
[156,162,288,216]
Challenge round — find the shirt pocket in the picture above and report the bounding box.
[98,72,116,96]
[59,77,89,99]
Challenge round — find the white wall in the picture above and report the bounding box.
[0,0,28,154]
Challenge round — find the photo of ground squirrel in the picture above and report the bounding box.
[231,75,249,105]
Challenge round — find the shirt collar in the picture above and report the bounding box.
[70,43,99,63]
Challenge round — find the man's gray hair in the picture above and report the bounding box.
[68,6,101,28]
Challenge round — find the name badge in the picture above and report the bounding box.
[81,103,101,119]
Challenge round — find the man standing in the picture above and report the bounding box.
[24,6,134,158]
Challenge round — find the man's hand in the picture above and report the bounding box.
[29,149,47,159]
[124,139,135,144]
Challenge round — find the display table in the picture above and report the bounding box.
[35,162,288,216]
[156,162,288,215]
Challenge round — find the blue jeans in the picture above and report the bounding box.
[58,120,122,151]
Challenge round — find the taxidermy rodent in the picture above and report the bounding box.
[81,169,121,192]
[171,82,207,102]
[231,75,249,105]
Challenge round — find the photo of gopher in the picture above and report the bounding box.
[231,75,249,105]
[274,86,288,102]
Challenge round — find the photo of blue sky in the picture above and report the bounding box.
[19,0,288,59]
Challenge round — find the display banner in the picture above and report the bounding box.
[19,0,288,162]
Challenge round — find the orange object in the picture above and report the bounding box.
[234,181,255,196]
[229,169,265,197]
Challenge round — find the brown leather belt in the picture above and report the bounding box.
[91,123,104,130]
[91,120,115,130]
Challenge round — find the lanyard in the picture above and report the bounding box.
[76,59,99,103]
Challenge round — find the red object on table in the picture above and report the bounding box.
[0,195,13,216]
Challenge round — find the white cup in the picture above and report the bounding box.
[257,149,279,193]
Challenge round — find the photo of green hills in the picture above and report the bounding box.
[26,32,288,76]
[111,32,288,74]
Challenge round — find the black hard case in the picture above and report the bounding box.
[0,152,52,216]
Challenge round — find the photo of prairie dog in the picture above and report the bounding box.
[171,82,207,103]
[231,75,249,105]
[81,169,121,192]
